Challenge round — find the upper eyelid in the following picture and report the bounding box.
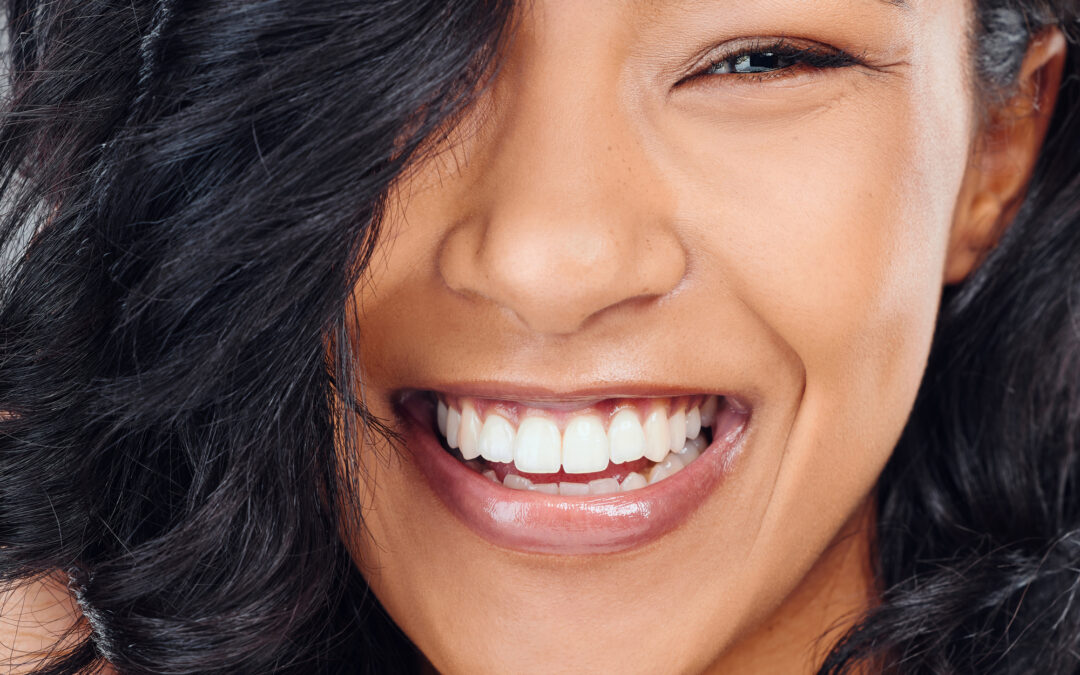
[715,41,855,66]
[679,37,863,80]
[671,38,866,88]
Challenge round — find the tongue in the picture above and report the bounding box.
[483,456,655,484]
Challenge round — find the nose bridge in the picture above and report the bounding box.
[486,66,645,287]
[495,51,629,222]
[438,30,686,335]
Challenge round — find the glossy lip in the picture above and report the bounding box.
[398,391,752,555]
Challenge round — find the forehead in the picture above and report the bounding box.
[610,0,925,41]
[523,0,929,49]
[509,0,938,81]
[634,0,911,9]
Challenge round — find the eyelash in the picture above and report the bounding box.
[691,38,861,84]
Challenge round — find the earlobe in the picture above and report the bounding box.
[945,190,1004,284]
[944,27,1068,285]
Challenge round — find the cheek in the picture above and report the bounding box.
[661,71,972,525]
[710,121,947,404]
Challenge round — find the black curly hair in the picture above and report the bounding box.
[0,1,1077,673]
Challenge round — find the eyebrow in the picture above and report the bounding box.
[879,0,909,7]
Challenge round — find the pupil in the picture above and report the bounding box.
[733,52,790,74]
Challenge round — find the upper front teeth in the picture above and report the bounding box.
[435,395,720,474]
[513,417,561,473]
[562,416,609,473]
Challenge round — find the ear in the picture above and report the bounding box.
[945,27,1068,284]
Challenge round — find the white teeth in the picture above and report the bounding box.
[438,395,723,474]
[700,396,719,427]
[493,434,703,493]
[686,407,701,440]
[479,414,515,463]
[446,407,461,450]
[620,472,648,491]
[562,415,609,474]
[676,446,700,464]
[608,408,646,464]
[668,409,687,452]
[504,473,532,490]
[674,435,704,464]
[588,477,621,495]
[437,400,449,437]
[648,453,686,484]
[501,468,675,494]
[513,417,562,473]
[458,401,482,461]
[559,481,591,496]
[643,408,670,462]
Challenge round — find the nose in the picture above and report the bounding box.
[437,35,686,335]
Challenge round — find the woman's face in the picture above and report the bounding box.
[345,0,987,672]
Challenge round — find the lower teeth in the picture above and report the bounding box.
[475,433,710,496]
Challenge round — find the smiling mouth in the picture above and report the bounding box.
[396,388,752,554]
[432,393,728,494]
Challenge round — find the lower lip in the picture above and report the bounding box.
[399,395,751,555]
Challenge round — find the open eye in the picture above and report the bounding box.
[696,39,860,81]
[708,50,801,75]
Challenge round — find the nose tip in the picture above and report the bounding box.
[439,208,687,335]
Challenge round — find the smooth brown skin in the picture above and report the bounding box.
[0,1,1065,674]
[0,574,110,674]
[345,1,1066,674]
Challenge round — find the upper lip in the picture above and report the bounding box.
[397,380,745,405]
